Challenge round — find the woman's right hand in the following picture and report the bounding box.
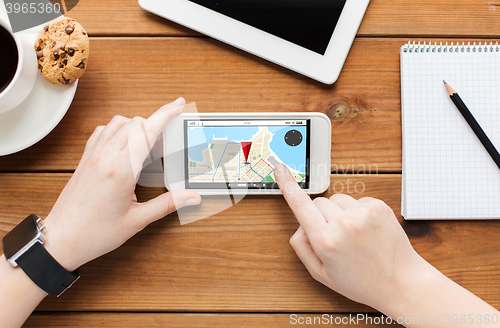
[274,164,428,314]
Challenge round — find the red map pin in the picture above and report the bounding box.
[241,141,252,163]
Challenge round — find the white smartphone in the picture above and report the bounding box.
[163,113,331,195]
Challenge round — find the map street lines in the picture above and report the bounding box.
[188,126,305,184]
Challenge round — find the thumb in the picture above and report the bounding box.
[137,190,201,226]
[290,226,324,281]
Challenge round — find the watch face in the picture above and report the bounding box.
[2,214,40,259]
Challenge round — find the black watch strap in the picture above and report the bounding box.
[16,242,80,296]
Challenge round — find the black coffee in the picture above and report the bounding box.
[0,25,19,94]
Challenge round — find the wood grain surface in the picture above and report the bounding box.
[2,174,500,312]
[23,313,403,327]
[2,36,498,173]
[68,0,500,38]
[0,37,406,172]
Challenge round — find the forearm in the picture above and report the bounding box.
[0,101,194,328]
[381,256,499,328]
[0,254,47,328]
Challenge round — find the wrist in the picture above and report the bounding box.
[379,254,500,327]
[42,214,81,272]
[0,254,48,326]
[377,253,437,318]
[0,254,47,296]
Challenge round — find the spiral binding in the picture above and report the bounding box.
[401,41,500,53]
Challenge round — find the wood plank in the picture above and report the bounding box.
[0,37,406,172]
[68,0,500,38]
[4,37,498,172]
[361,0,500,38]
[2,173,500,311]
[23,313,402,327]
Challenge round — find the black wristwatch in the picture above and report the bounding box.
[1,214,80,296]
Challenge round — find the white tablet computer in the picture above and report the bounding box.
[139,0,370,84]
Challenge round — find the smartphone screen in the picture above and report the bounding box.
[184,119,310,189]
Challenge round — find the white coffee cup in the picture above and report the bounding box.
[0,16,37,114]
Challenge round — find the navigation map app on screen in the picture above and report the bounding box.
[184,119,310,189]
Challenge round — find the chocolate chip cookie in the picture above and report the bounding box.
[34,17,89,85]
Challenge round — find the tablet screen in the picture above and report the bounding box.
[188,0,347,55]
[184,119,310,189]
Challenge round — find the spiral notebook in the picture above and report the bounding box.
[401,41,500,220]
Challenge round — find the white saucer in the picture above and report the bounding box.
[0,31,78,156]
[0,11,77,156]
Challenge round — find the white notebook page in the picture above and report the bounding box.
[401,42,500,219]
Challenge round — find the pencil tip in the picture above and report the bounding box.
[443,81,455,95]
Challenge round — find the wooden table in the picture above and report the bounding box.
[1,1,500,327]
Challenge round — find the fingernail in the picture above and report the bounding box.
[186,197,201,206]
[174,97,185,114]
[275,164,287,175]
